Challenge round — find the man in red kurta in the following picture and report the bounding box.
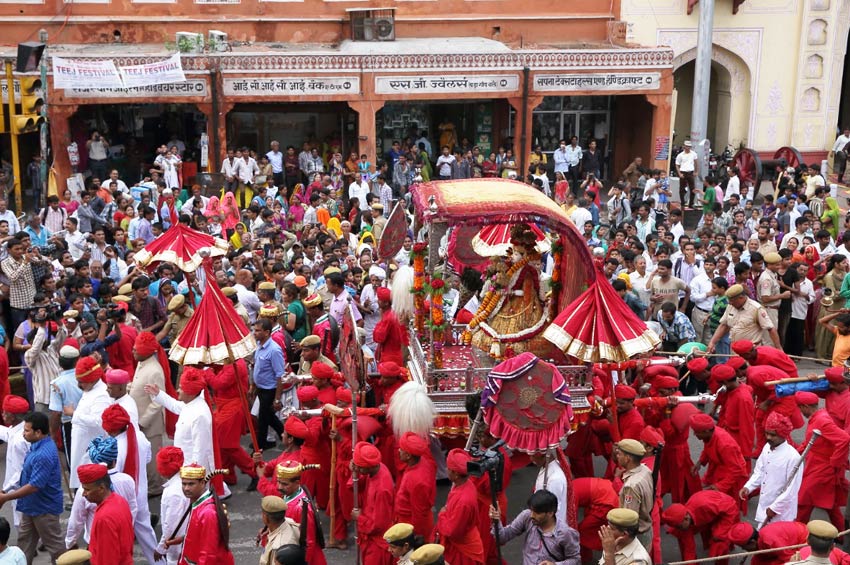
[373,361,406,479]
[690,413,748,505]
[746,363,804,451]
[295,385,331,511]
[435,449,485,565]
[662,490,740,565]
[822,367,850,433]
[712,364,755,471]
[205,360,258,490]
[795,391,850,528]
[256,416,305,497]
[732,340,798,377]
[176,464,235,565]
[573,477,619,562]
[275,460,328,565]
[79,463,135,565]
[372,288,407,365]
[652,376,701,504]
[351,441,395,565]
[727,520,808,565]
[592,384,645,478]
[394,432,436,540]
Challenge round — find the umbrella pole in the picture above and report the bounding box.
[608,365,621,443]
[328,415,337,541]
[351,384,360,565]
[232,362,260,454]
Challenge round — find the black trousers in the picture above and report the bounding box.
[256,387,284,449]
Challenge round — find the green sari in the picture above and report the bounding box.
[821,197,841,240]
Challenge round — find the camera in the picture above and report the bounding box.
[466,439,506,494]
[104,303,124,320]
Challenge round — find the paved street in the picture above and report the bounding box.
[4,358,838,564]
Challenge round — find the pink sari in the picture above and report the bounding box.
[220,192,241,232]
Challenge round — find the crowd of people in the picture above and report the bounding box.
[0,129,846,565]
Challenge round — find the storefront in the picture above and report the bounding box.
[40,43,674,193]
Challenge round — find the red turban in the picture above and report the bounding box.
[378,361,402,378]
[654,376,680,390]
[764,412,793,439]
[64,337,80,350]
[76,356,103,383]
[353,441,382,468]
[640,426,664,448]
[825,367,846,384]
[2,396,29,414]
[77,463,108,484]
[614,384,637,400]
[376,287,392,302]
[689,413,715,432]
[180,368,207,396]
[686,357,709,373]
[105,369,131,385]
[399,432,430,457]
[711,364,736,382]
[102,404,138,489]
[726,357,747,371]
[311,362,335,381]
[284,416,309,440]
[297,385,319,403]
[336,387,352,405]
[446,448,472,475]
[795,391,819,405]
[134,331,160,357]
[731,340,754,355]
[644,365,679,379]
[728,522,755,546]
[156,446,184,478]
[661,503,688,526]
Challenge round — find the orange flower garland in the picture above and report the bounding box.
[430,276,446,369]
[550,238,563,319]
[410,242,428,338]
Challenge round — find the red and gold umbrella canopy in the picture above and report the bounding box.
[169,279,256,365]
[472,223,551,257]
[543,278,660,363]
[134,224,229,273]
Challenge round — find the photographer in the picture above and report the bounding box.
[86,130,110,181]
[488,490,581,565]
[105,301,137,377]
[1,238,40,330]
[79,309,122,366]
[24,306,66,412]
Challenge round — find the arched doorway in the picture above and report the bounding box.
[672,46,752,151]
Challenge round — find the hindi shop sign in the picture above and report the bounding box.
[533,73,662,92]
[62,79,208,99]
[223,77,361,96]
[119,54,187,89]
[53,57,123,90]
[374,75,520,95]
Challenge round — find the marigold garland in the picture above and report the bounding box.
[410,242,428,338]
[550,237,563,319]
[429,274,447,368]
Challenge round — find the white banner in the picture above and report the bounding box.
[119,54,186,88]
[52,57,122,90]
[374,74,520,95]
[62,79,208,99]
[223,77,360,96]
[533,72,661,92]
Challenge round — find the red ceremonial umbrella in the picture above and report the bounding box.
[134,224,229,273]
[471,223,551,257]
[543,278,660,363]
[169,278,256,366]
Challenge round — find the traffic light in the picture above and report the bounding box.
[0,99,5,134]
[12,77,44,134]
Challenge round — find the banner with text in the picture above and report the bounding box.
[223,77,360,96]
[62,79,208,99]
[375,75,520,95]
[53,57,123,90]
[119,54,186,89]
[533,73,661,92]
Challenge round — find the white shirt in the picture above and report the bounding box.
[436,154,456,177]
[791,278,815,320]
[534,460,567,525]
[743,441,802,523]
[238,157,260,184]
[0,421,27,526]
[348,180,371,208]
[725,175,740,200]
[833,134,850,152]
[676,150,698,172]
[670,221,686,242]
[689,271,715,311]
[266,150,283,174]
[220,157,241,179]
[157,474,190,565]
[65,230,88,261]
[233,283,263,323]
[0,211,20,234]
[69,381,113,488]
[360,283,381,348]
[66,470,138,548]
[564,144,582,167]
[153,390,216,477]
[101,179,129,193]
[570,207,592,228]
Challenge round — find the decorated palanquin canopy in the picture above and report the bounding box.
[543,278,660,363]
[169,279,256,365]
[480,352,573,452]
[409,179,597,312]
[134,223,229,273]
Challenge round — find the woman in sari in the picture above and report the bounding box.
[554,171,570,205]
[219,192,241,236]
[817,253,849,358]
[204,195,221,218]
[288,193,306,235]
[821,197,842,241]
[60,188,79,215]
[229,222,251,250]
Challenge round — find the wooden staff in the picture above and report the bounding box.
[351,381,361,565]
[655,351,833,363]
[764,375,824,386]
[231,362,259,453]
[328,414,337,540]
[668,526,850,564]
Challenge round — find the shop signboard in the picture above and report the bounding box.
[222,77,361,96]
[533,73,661,92]
[62,79,208,99]
[374,75,520,95]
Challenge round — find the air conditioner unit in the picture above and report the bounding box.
[176,32,204,53]
[372,17,395,41]
[208,30,229,51]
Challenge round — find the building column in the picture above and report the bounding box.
[348,100,384,170]
[646,93,673,172]
[507,95,543,177]
[48,104,78,196]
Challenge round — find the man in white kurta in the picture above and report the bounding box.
[531,451,568,525]
[0,396,32,526]
[69,357,113,488]
[740,412,802,524]
[154,446,190,565]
